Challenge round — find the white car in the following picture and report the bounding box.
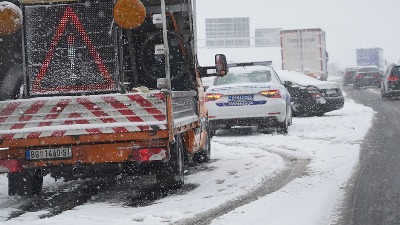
[205,62,292,135]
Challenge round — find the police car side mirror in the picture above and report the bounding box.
[215,54,228,76]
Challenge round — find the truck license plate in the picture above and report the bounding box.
[26,147,72,160]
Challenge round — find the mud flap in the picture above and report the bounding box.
[156,135,185,188]
[193,130,211,163]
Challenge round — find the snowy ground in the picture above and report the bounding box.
[0,94,374,225]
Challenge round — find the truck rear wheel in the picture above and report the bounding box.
[193,131,211,163]
[8,170,43,196]
[156,135,185,188]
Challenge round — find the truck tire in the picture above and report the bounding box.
[193,131,211,163]
[156,135,185,188]
[140,31,192,82]
[8,170,43,196]
[0,64,23,101]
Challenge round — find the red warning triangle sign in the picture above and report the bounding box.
[33,6,115,94]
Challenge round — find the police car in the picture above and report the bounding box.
[205,62,292,135]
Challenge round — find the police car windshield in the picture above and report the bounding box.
[214,66,272,85]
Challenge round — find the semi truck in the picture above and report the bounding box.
[280,28,329,81]
[356,47,384,70]
[0,0,227,196]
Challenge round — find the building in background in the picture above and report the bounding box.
[205,17,250,48]
[199,18,282,68]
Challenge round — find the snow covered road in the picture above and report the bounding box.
[0,97,374,225]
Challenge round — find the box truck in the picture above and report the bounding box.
[356,48,384,70]
[281,28,329,80]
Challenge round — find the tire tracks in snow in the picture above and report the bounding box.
[2,176,195,221]
[4,178,114,220]
[172,140,310,225]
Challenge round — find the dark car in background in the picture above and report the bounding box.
[342,67,357,86]
[353,66,382,89]
[381,63,400,100]
[277,70,344,116]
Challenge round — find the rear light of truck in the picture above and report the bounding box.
[0,159,24,173]
[132,148,168,162]
[355,74,364,79]
[259,90,281,98]
[206,93,223,101]
[374,73,381,78]
[388,76,399,82]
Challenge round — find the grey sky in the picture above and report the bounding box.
[196,0,400,68]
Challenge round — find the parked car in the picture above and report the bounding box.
[353,66,382,89]
[342,67,357,86]
[381,63,400,99]
[205,62,292,135]
[276,70,345,116]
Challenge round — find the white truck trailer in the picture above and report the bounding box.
[280,28,329,80]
